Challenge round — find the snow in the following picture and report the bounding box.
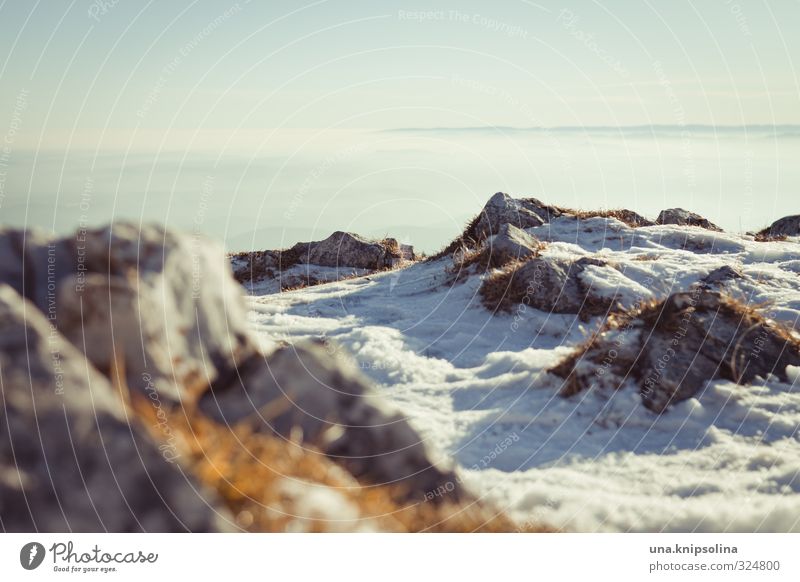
[243,218,800,532]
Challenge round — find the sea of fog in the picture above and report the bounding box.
[2,126,798,253]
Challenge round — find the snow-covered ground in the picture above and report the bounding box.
[243,216,800,532]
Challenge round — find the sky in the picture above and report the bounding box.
[0,0,798,250]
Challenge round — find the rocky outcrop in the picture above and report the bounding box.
[480,255,615,319]
[656,208,721,231]
[0,223,256,402]
[478,223,541,268]
[230,232,413,291]
[199,340,464,502]
[551,289,800,413]
[290,231,406,270]
[432,192,560,259]
[758,214,800,238]
[0,284,230,532]
[474,192,560,241]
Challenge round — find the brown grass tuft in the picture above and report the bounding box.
[753,231,789,242]
[554,207,654,228]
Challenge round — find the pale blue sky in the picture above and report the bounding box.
[1,0,798,144]
[1,1,798,249]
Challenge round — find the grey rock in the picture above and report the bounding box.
[290,231,403,270]
[484,223,540,267]
[0,223,256,402]
[199,340,464,502]
[473,192,560,241]
[0,284,230,532]
[481,255,613,318]
[552,289,800,413]
[229,250,280,284]
[656,208,722,231]
[231,232,413,287]
[761,214,800,238]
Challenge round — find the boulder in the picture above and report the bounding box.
[759,214,800,238]
[0,284,230,532]
[230,232,413,288]
[473,192,560,241]
[0,223,256,402]
[198,340,464,502]
[656,208,721,231]
[229,249,280,284]
[480,255,615,318]
[551,289,800,413]
[603,209,654,227]
[483,223,541,267]
[289,231,404,270]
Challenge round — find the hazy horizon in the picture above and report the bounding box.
[1,1,798,252]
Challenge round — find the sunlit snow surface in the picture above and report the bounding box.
[244,217,800,532]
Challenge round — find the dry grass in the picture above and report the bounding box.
[478,260,530,312]
[753,231,789,242]
[120,363,544,532]
[553,206,654,228]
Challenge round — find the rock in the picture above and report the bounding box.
[230,232,413,288]
[473,192,560,241]
[551,289,800,413]
[700,265,744,287]
[604,209,654,227]
[0,284,230,532]
[759,215,800,238]
[289,231,404,270]
[198,340,464,502]
[0,223,256,402]
[480,255,615,318]
[656,208,722,231]
[229,250,280,284]
[483,224,541,267]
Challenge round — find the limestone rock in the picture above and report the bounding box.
[656,208,721,231]
[290,231,403,270]
[474,192,560,241]
[480,255,615,318]
[0,284,230,532]
[483,223,541,267]
[551,289,800,413]
[759,215,800,238]
[0,223,256,402]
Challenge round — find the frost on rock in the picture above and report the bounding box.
[0,284,230,532]
[0,223,256,402]
[551,289,800,412]
[198,340,465,503]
